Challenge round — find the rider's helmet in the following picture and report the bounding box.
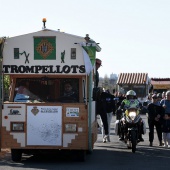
[126,90,136,99]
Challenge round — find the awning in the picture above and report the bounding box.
[117,73,148,85]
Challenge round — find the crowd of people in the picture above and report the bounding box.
[146,90,170,147]
[95,58,170,147]
[97,87,170,148]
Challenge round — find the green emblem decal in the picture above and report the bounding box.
[34,37,56,60]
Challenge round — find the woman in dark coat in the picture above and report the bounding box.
[147,94,165,146]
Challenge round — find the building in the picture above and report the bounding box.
[150,78,170,93]
[117,73,149,103]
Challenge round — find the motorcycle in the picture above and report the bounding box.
[122,107,142,153]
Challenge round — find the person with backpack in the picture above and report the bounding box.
[103,90,115,142]
[99,89,115,142]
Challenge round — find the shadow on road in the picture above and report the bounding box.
[0,146,170,170]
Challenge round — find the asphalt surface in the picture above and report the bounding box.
[0,114,170,170]
[95,114,170,169]
[96,114,159,147]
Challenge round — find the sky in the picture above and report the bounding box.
[1,0,170,78]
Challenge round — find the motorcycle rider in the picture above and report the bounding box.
[119,90,144,142]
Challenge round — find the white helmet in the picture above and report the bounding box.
[126,90,136,96]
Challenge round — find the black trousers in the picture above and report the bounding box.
[148,119,162,143]
[96,101,108,135]
[99,111,109,135]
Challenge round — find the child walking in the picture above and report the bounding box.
[161,114,170,147]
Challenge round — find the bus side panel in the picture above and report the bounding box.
[1,104,26,148]
[62,103,88,150]
[1,103,97,151]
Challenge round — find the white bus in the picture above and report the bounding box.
[1,20,101,161]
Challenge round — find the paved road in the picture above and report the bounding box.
[96,114,160,148]
[0,114,170,170]
[95,114,170,169]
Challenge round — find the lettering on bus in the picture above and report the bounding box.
[3,65,85,74]
[41,107,59,113]
[8,109,21,115]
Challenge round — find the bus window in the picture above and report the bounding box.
[13,78,80,103]
[59,79,79,103]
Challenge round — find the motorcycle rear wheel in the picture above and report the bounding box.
[131,131,137,153]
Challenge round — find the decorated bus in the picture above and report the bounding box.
[0,19,101,161]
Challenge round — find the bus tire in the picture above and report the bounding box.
[11,149,22,162]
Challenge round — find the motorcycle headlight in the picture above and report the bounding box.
[129,111,137,120]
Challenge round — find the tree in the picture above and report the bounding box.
[3,75,10,96]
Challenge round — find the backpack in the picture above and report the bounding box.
[93,87,102,101]
[101,92,115,113]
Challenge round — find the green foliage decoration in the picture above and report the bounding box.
[3,75,10,94]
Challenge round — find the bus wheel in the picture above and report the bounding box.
[11,149,22,162]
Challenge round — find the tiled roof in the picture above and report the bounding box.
[151,78,170,81]
[151,80,170,85]
[117,73,148,85]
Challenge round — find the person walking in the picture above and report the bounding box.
[162,91,166,99]
[147,94,165,147]
[145,93,152,107]
[99,89,115,142]
[161,113,170,147]
[94,58,110,142]
[97,89,110,143]
[160,90,170,147]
